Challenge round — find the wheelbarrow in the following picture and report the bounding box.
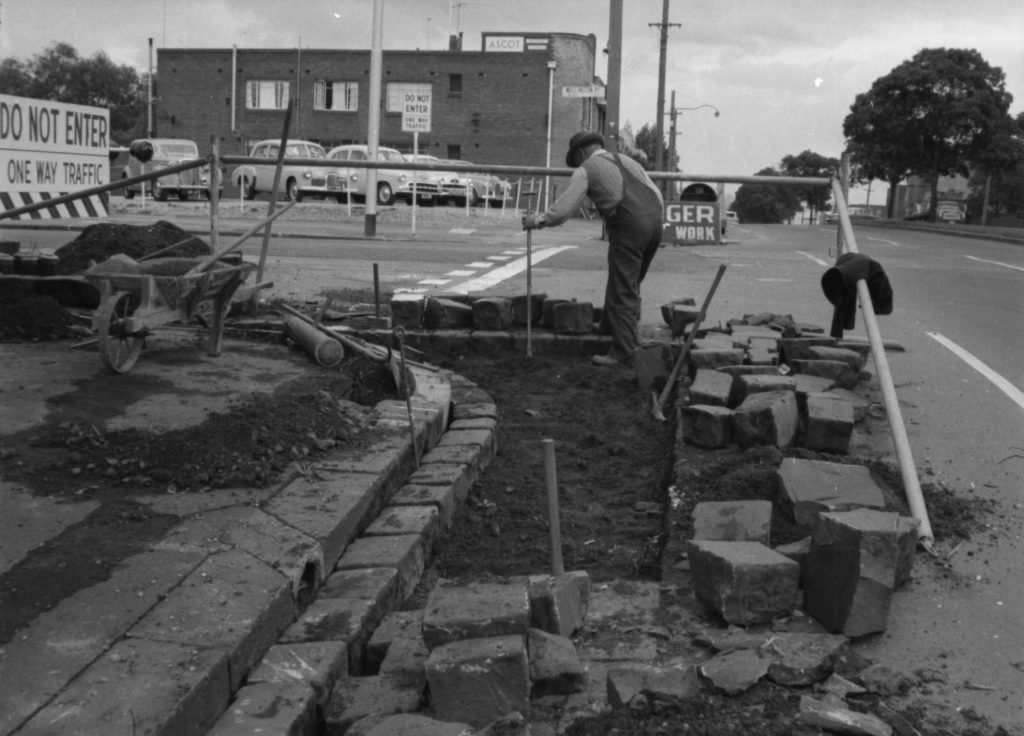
[84,256,257,373]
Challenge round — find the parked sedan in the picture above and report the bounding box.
[328,145,443,205]
[230,139,354,202]
[440,159,511,207]
[121,138,221,201]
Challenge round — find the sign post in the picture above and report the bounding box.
[402,90,432,235]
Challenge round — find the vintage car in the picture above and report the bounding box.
[230,139,354,202]
[440,159,512,207]
[327,145,444,205]
[120,138,222,201]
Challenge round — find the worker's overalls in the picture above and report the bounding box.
[584,154,664,362]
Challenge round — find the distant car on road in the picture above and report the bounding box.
[725,211,740,225]
[121,138,221,201]
[230,139,353,202]
[328,145,442,205]
[440,159,512,207]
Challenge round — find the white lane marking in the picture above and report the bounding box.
[926,332,1024,410]
[445,270,476,277]
[418,279,451,286]
[866,236,900,246]
[450,228,477,234]
[965,255,1024,273]
[465,262,494,269]
[798,251,829,267]
[452,246,577,293]
[487,255,514,261]
[757,278,793,282]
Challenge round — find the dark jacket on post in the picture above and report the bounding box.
[820,253,893,339]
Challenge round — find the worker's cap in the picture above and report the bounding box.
[565,131,604,168]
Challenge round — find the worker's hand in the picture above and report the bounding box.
[522,215,542,230]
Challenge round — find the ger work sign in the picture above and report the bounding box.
[0,94,110,219]
[401,91,432,134]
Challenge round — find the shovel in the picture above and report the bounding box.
[652,263,727,421]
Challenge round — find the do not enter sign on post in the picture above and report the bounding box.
[402,91,432,133]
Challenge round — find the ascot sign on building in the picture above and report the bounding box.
[0,94,110,219]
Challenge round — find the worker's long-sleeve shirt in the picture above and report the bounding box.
[538,148,663,228]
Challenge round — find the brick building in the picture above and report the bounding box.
[156,32,604,167]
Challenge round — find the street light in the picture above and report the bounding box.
[665,94,720,196]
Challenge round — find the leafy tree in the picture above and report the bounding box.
[779,150,839,221]
[732,167,802,224]
[0,43,146,143]
[633,123,674,173]
[966,111,1024,222]
[844,47,1014,221]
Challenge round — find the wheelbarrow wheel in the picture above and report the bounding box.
[96,291,145,373]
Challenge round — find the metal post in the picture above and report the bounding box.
[543,438,564,576]
[544,61,556,210]
[365,0,384,237]
[605,0,622,152]
[209,135,220,253]
[526,227,533,357]
[147,38,154,137]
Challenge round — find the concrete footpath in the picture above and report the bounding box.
[0,329,503,735]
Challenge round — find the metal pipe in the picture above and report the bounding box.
[364,0,384,237]
[542,438,564,576]
[830,178,934,548]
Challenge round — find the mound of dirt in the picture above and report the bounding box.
[55,220,210,274]
[0,295,79,342]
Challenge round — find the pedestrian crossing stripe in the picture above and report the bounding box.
[0,191,109,220]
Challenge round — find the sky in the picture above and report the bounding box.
[2,0,1022,205]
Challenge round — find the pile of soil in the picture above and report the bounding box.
[55,220,210,274]
[0,295,79,342]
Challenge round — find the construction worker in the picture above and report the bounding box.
[523,132,664,366]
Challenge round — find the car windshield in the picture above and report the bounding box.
[153,143,197,157]
[379,150,406,162]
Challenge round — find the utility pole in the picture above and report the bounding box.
[649,0,679,185]
[605,0,622,153]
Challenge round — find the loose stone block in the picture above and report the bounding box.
[422,580,530,649]
[379,632,430,679]
[776,458,886,531]
[803,509,919,637]
[715,364,779,377]
[732,390,798,448]
[424,297,474,329]
[527,571,589,637]
[699,649,769,694]
[552,300,594,334]
[472,297,514,331]
[692,500,772,545]
[390,295,425,329]
[788,359,858,390]
[527,628,586,696]
[794,374,837,413]
[746,346,778,366]
[759,632,848,686]
[325,672,425,735]
[688,348,745,370]
[809,345,864,371]
[687,540,800,625]
[541,297,570,327]
[511,292,546,326]
[350,713,473,736]
[731,374,796,405]
[660,297,696,326]
[804,393,855,453]
[606,664,700,707]
[779,336,838,363]
[823,387,870,422]
[425,635,530,728]
[681,404,734,448]
[797,695,894,736]
[688,368,735,407]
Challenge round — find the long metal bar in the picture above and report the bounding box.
[830,178,934,548]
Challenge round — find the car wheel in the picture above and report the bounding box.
[377,182,395,206]
[155,186,169,202]
[122,174,135,200]
[287,178,302,202]
[243,178,256,200]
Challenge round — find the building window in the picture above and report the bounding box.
[448,73,462,95]
[314,81,358,111]
[385,82,432,113]
[447,144,461,160]
[246,80,289,110]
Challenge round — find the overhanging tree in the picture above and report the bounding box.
[732,167,802,224]
[780,150,840,221]
[0,43,146,143]
[844,47,1014,221]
